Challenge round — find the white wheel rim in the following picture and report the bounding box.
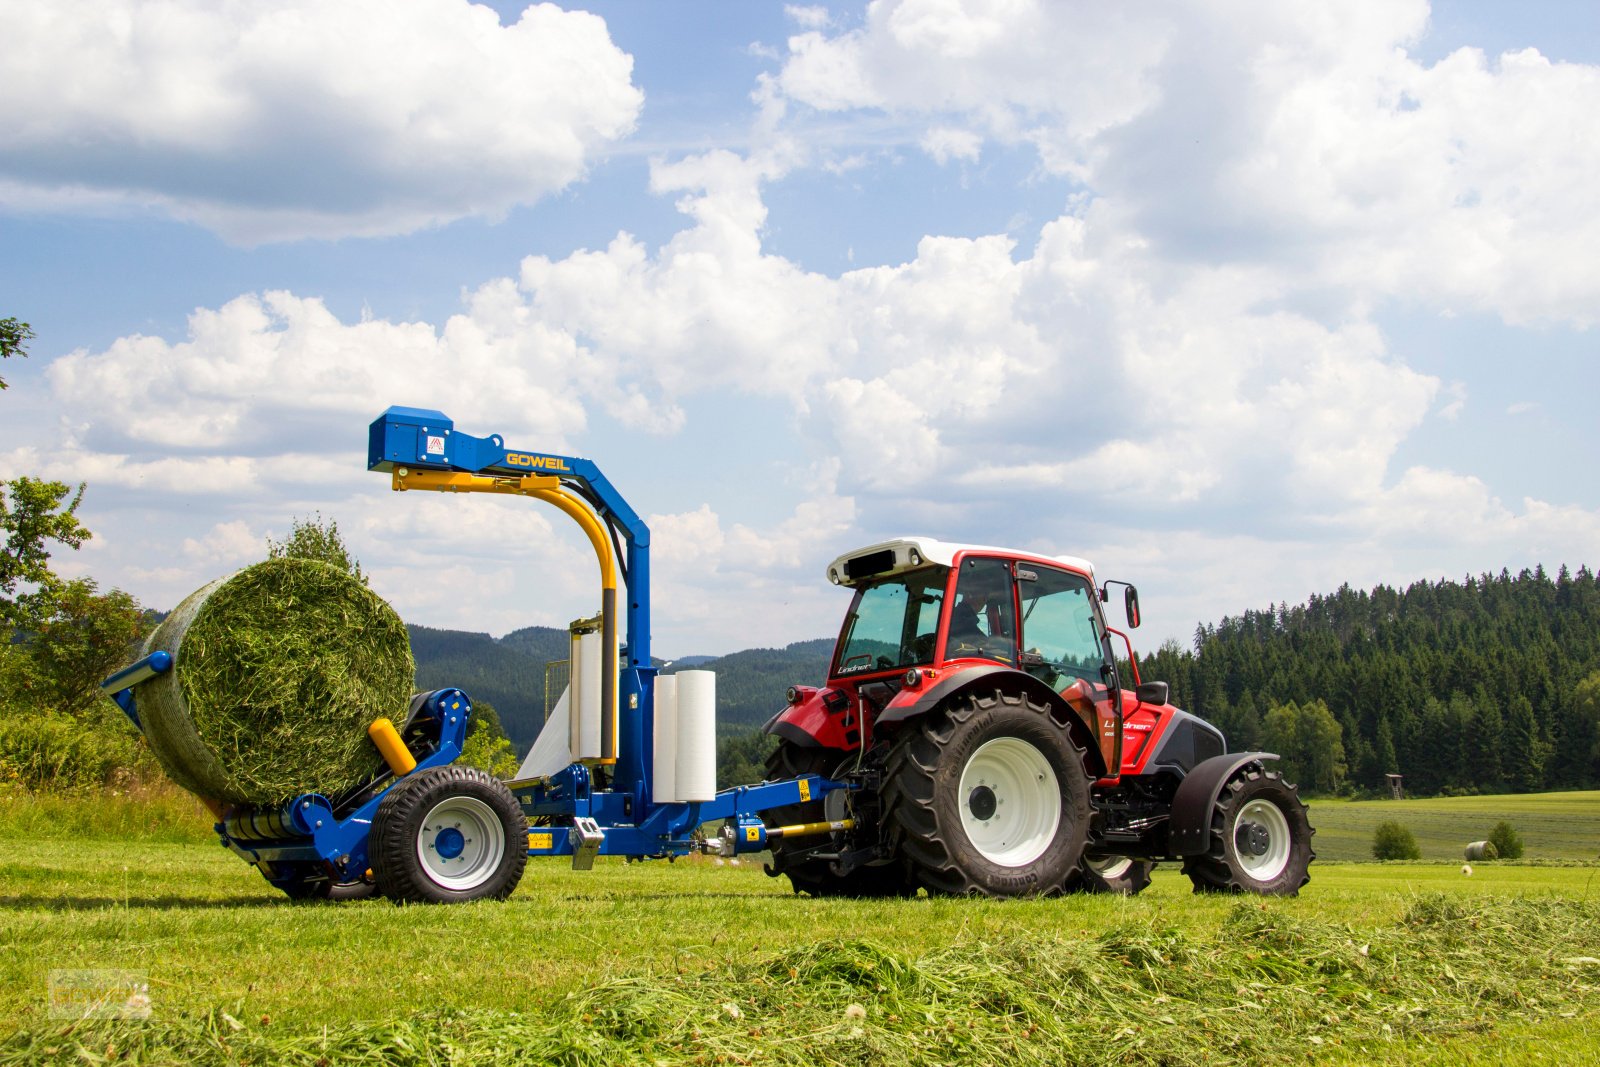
[1233,798,1291,882]
[958,737,1061,867]
[416,795,506,891]
[1087,855,1134,880]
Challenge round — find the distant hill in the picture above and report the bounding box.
[409,624,565,751]
[666,655,719,668]
[410,626,834,751]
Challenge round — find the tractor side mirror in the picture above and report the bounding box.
[1103,580,1142,628]
[1135,680,1169,706]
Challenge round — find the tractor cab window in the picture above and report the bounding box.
[1018,567,1107,693]
[834,568,947,676]
[946,557,1017,666]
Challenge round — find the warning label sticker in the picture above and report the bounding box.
[425,435,445,454]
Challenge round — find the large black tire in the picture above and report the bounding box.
[1182,764,1314,896]
[762,742,917,898]
[881,688,1092,897]
[1067,855,1155,896]
[370,765,528,904]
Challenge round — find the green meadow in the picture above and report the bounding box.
[2,788,1597,1065]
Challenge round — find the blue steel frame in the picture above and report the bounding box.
[368,406,849,858]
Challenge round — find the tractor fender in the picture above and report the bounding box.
[1166,752,1281,857]
[879,664,1108,778]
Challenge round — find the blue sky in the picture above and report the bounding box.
[3,1,1598,658]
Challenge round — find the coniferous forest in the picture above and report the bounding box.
[1137,565,1600,797]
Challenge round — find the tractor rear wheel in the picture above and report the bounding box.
[371,765,528,904]
[1067,855,1155,896]
[881,688,1091,897]
[1182,763,1313,896]
[762,742,916,898]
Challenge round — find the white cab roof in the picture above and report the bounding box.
[825,536,1096,587]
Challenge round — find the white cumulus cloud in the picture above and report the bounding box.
[0,0,642,241]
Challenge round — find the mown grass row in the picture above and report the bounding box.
[5,894,1599,1066]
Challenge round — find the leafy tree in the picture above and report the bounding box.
[267,513,366,584]
[457,699,518,778]
[0,477,91,632]
[0,316,33,388]
[1487,820,1524,860]
[1261,699,1346,793]
[716,729,776,790]
[17,579,151,718]
[1372,820,1421,860]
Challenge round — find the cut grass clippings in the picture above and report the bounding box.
[140,559,414,806]
[6,894,1598,1066]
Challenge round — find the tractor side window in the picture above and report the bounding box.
[946,558,1017,665]
[1019,568,1104,692]
[834,568,946,675]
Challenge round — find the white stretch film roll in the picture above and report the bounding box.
[569,630,604,761]
[674,669,717,802]
[515,687,572,781]
[652,675,679,804]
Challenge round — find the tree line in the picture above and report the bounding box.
[1138,567,1600,796]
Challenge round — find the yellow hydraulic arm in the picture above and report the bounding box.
[389,467,620,764]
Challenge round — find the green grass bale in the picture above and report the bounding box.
[138,558,415,806]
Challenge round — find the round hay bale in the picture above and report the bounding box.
[139,558,414,806]
[1464,840,1499,861]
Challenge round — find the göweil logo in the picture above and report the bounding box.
[505,452,571,472]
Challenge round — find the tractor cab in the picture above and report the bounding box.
[811,537,1132,776]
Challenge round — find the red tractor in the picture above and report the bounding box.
[763,538,1314,897]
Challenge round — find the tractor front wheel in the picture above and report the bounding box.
[762,742,916,898]
[1182,764,1313,896]
[882,688,1091,897]
[1067,855,1155,896]
[370,766,528,904]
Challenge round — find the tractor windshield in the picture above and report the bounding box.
[833,567,948,676]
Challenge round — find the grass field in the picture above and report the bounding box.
[1307,789,1600,862]
[2,787,1598,1065]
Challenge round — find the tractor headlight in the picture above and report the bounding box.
[786,686,801,705]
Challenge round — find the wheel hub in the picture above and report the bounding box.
[1235,821,1270,857]
[968,784,998,821]
[435,825,466,860]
